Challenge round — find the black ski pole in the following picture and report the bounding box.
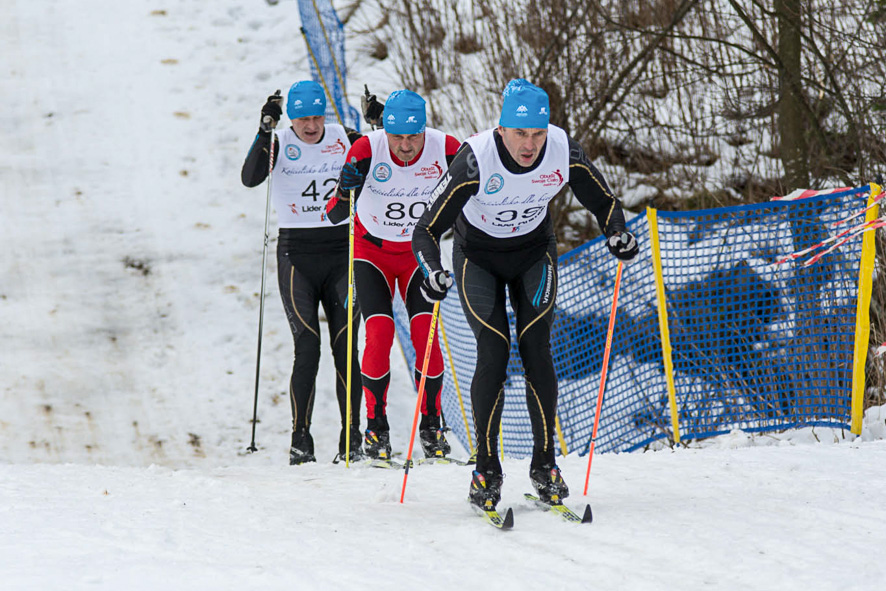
[248,90,281,453]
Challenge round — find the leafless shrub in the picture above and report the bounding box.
[361,0,886,409]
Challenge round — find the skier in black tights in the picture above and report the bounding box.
[241,81,363,465]
[412,79,639,510]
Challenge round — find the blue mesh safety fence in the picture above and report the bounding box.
[297,0,361,130]
[392,186,872,456]
[652,187,869,445]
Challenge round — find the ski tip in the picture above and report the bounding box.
[581,504,593,524]
[502,507,515,529]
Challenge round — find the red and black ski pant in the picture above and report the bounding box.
[354,235,444,433]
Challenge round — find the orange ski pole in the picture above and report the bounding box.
[583,261,623,496]
[400,301,441,503]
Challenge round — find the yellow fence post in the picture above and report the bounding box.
[647,207,681,444]
[850,183,881,434]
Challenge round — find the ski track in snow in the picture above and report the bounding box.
[1,2,885,590]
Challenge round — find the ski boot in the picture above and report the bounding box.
[289,428,316,465]
[419,428,452,459]
[363,429,392,460]
[468,470,503,511]
[336,426,365,463]
[529,464,569,504]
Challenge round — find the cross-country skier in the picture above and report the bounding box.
[325,89,461,461]
[411,79,639,510]
[241,80,363,465]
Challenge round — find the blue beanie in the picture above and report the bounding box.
[383,90,426,134]
[287,80,326,119]
[499,79,549,129]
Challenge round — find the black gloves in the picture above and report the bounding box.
[339,160,364,191]
[420,270,453,303]
[260,90,283,133]
[361,85,384,128]
[607,231,639,262]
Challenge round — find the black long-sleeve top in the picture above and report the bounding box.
[412,129,627,275]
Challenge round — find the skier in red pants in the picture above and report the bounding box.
[325,89,461,460]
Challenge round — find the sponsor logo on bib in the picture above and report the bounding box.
[485,173,504,194]
[532,169,563,187]
[321,139,347,155]
[372,163,393,182]
[285,144,301,161]
[416,160,443,180]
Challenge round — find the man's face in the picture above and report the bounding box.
[498,126,548,167]
[292,115,325,144]
[386,132,425,163]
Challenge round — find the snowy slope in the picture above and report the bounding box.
[1,2,885,590]
[3,439,886,591]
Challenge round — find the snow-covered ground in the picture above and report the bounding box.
[1,2,885,589]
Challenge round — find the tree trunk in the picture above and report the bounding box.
[776,0,809,190]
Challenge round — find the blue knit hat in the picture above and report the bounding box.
[382,90,426,134]
[287,80,326,119]
[499,79,549,129]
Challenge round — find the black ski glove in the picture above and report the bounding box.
[420,270,453,303]
[607,231,639,262]
[260,90,283,133]
[361,85,385,128]
[339,160,364,191]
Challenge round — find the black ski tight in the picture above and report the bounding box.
[452,234,559,475]
[276,244,361,433]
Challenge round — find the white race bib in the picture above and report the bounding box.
[271,124,350,228]
[357,128,448,241]
[462,126,569,237]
